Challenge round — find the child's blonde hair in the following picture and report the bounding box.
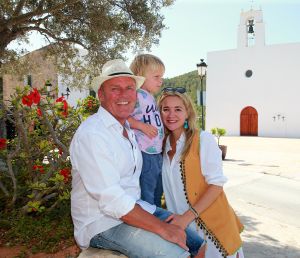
[130,54,165,76]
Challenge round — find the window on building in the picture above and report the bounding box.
[27,75,32,87]
[89,89,96,97]
[24,75,32,87]
[245,70,253,78]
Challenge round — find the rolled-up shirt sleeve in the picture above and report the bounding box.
[200,131,227,186]
[70,131,136,218]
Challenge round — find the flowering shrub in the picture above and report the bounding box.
[55,96,69,117]
[77,95,100,120]
[0,138,7,149]
[0,86,97,214]
[22,88,41,106]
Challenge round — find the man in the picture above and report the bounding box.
[70,59,203,257]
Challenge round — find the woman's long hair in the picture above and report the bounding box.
[158,91,197,160]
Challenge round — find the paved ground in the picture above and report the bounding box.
[221,136,300,180]
[221,136,300,258]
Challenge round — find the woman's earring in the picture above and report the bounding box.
[184,119,189,129]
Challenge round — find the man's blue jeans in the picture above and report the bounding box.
[90,207,204,258]
[154,207,204,257]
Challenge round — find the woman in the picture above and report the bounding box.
[158,87,244,258]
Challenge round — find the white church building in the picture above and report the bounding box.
[206,8,300,138]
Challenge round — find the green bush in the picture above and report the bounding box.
[0,86,99,251]
[211,127,226,146]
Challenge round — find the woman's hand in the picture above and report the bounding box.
[165,213,193,230]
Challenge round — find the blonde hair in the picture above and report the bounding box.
[130,54,165,77]
[158,91,197,160]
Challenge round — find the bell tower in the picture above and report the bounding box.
[237,8,265,48]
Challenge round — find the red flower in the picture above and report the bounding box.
[33,165,45,174]
[59,168,71,182]
[29,88,41,104]
[55,96,65,102]
[87,100,93,109]
[22,95,33,107]
[61,110,68,117]
[37,108,42,117]
[56,96,68,117]
[22,89,41,107]
[0,138,7,149]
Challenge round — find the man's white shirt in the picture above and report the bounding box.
[70,107,152,249]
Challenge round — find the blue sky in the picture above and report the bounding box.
[11,0,300,78]
[133,0,300,78]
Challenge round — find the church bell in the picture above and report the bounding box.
[248,20,254,33]
[248,25,254,33]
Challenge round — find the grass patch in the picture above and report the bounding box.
[0,202,75,254]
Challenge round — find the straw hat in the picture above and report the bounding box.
[92,59,145,91]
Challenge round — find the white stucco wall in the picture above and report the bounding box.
[58,76,90,107]
[206,42,300,138]
[206,8,300,138]
[57,48,91,107]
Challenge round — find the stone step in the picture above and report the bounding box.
[78,247,128,258]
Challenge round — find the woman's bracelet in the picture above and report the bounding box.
[189,206,199,218]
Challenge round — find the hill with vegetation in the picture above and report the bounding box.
[162,70,207,129]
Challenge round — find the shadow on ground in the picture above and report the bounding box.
[236,212,300,258]
[243,241,300,258]
[223,159,245,162]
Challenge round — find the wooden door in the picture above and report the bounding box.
[240,106,258,136]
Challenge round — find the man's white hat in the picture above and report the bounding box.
[92,59,145,91]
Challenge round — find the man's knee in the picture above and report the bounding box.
[90,223,190,258]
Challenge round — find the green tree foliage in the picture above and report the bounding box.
[0,0,174,83]
[164,71,198,101]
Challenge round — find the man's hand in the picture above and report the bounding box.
[121,205,189,251]
[166,214,206,258]
[158,222,189,251]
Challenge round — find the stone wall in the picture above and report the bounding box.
[2,47,58,105]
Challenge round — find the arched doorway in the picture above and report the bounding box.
[240,106,258,136]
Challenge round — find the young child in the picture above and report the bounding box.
[129,56,206,258]
[129,54,165,207]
